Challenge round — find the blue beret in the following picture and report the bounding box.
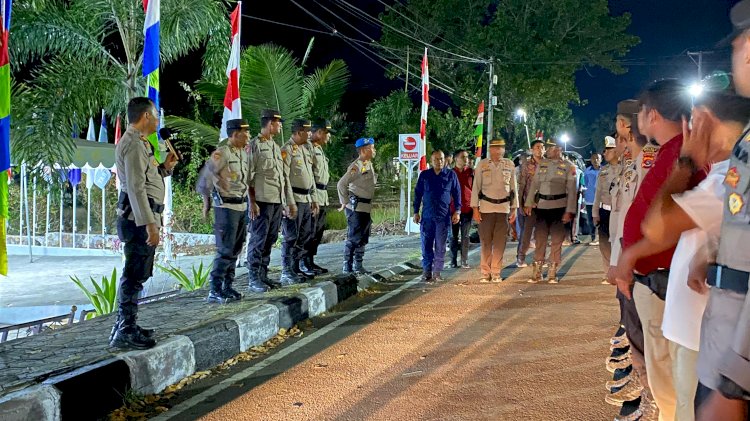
[355,137,375,148]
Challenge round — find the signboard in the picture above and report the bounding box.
[399,133,420,161]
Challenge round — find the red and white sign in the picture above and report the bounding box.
[399,134,420,160]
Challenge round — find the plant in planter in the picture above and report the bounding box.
[70,268,118,319]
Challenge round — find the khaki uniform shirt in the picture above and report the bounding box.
[592,162,620,218]
[525,158,577,213]
[310,142,331,206]
[609,143,660,266]
[470,157,518,214]
[248,135,293,206]
[210,144,249,212]
[116,126,165,227]
[281,138,317,204]
[337,159,377,213]
[517,157,541,207]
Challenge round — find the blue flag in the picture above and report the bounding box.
[98,109,108,143]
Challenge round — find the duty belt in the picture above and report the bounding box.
[315,183,327,190]
[539,193,567,201]
[117,192,165,219]
[350,195,372,204]
[634,270,670,301]
[292,186,313,195]
[220,196,248,204]
[479,192,510,205]
[708,264,750,294]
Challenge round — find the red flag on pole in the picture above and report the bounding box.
[419,48,429,171]
[114,114,122,144]
[220,2,242,140]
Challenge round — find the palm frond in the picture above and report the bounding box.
[301,37,315,69]
[166,116,220,147]
[240,44,305,140]
[303,60,350,119]
[160,0,230,66]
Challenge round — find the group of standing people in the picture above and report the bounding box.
[110,104,378,350]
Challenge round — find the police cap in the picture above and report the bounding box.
[311,118,337,134]
[260,109,284,122]
[604,135,617,149]
[617,99,640,116]
[488,138,506,147]
[719,0,750,46]
[291,119,312,132]
[226,118,249,131]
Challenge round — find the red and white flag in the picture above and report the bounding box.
[419,48,429,171]
[220,2,242,140]
[114,114,122,145]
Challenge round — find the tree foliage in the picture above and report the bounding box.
[379,0,639,139]
[9,0,231,166]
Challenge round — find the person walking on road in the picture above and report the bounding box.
[413,150,461,282]
[583,152,602,245]
[471,138,518,283]
[110,97,178,350]
[450,149,474,269]
[525,138,577,284]
[338,138,377,275]
[516,140,545,267]
[207,118,264,304]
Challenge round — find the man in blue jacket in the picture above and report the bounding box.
[414,150,462,282]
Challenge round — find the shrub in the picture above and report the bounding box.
[70,268,118,319]
[156,261,212,291]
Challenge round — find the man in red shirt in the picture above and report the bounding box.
[614,79,707,420]
[450,149,474,268]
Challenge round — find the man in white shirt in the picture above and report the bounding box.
[620,91,750,420]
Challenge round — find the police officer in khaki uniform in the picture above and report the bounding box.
[337,137,377,274]
[110,97,177,349]
[305,118,335,274]
[207,118,265,304]
[470,138,518,282]
[592,135,622,283]
[524,138,577,283]
[247,109,296,287]
[281,119,320,282]
[516,139,545,267]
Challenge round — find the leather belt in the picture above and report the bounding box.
[292,186,312,195]
[539,193,567,201]
[634,270,669,301]
[221,196,248,204]
[708,264,750,294]
[600,204,612,211]
[316,183,327,190]
[117,192,164,218]
[351,195,372,204]
[479,192,510,205]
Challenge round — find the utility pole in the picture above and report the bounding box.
[486,57,494,153]
[404,47,410,93]
[687,51,713,80]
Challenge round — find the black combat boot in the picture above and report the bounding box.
[308,256,328,274]
[353,257,371,275]
[110,315,156,350]
[279,257,301,286]
[207,278,229,304]
[222,280,243,302]
[248,268,270,292]
[298,258,317,278]
[421,271,433,282]
[342,260,353,274]
[109,315,154,342]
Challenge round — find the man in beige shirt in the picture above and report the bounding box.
[247,109,296,288]
[471,138,518,283]
[305,118,335,275]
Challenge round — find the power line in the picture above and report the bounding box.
[331,0,488,63]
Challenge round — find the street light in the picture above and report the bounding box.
[561,133,570,152]
[689,83,704,98]
[516,108,531,149]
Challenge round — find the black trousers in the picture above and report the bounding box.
[618,285,644,355]
[534,207,566,264]
[116,217,156,325]
[308,206,327,258]
[210,207,247,290]
[344,208,372,263]
[247,202,282,270]
[451,211,472,263]
[282,202,313,263]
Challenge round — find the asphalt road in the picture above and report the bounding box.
[153,243,619,421]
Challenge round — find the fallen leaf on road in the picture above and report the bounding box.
[293,402,304,407]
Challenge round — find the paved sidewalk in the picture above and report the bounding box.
[0,235,424,420]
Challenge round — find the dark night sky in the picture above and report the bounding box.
[163,0,743,141]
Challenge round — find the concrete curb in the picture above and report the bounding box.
[0,263,413,420]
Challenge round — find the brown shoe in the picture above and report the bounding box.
[605,372,643,405]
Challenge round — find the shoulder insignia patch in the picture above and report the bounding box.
[726,167,740,189]
[729,192,744,215]
[281,150,288,160]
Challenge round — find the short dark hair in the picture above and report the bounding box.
[260,117,275,128]
[453,149,467,158]
[694,90,750,124]
[127,97,155,123]
[638,79,691,123]
[431,149,445,157]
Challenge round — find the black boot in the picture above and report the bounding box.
[342,260,353,274]
[421,271,433,282]
[279,267,300,286]
[207,279,229,304]
[222,281,242,302]
[248,269,271,292]
[308,256,328,274]
[298,258,317,278]
[109,316,154,342]
[353,258,371,275]
[110,316,156,350]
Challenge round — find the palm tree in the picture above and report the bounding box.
[168,43,351,145]
[9,0,231,166]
